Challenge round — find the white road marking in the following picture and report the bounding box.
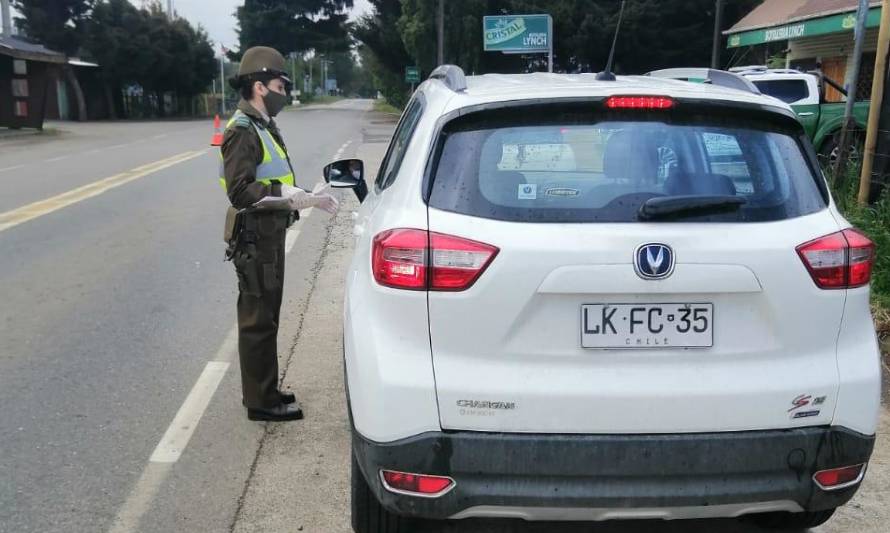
[106,463,173,533]
[45,155,69,162]
[149,362,230,463]
[0,164,25,173]
[151,134,169,140]
[333,140,352,161]
[213,324,239,363]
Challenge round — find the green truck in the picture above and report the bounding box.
[734,67,869,164]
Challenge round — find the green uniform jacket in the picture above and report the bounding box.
[221,99,295,209]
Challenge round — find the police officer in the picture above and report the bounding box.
[221,46,337,421]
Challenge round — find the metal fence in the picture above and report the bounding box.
[120,92,220,119]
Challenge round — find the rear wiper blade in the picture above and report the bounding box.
[638,195,747,221]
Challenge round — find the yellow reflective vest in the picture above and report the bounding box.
[218,110,295,190]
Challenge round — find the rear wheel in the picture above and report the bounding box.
[746,508,836,530]
[351,452,406,533]
[819,131,863,168]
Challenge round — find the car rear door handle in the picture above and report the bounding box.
[797,112,815,117]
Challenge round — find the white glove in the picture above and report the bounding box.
[280,183,339,214]
[312,183,340,214]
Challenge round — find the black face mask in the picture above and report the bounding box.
[262,87,288,117]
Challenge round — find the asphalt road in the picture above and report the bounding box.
[1,99,887,533]
[0,100,374,533]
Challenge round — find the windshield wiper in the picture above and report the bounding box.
[638,195,747,221]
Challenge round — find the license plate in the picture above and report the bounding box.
[581,304,713,349]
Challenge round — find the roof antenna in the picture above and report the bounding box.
[596,0,627,81]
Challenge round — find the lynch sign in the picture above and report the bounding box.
[483,15,552,53]
[764,24,806,42]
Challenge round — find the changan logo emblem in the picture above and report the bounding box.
[634,243,675,280]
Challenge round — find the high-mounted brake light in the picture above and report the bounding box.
[797,229,875,289]
[605,96,675,109]
[372,229,498,291]
[380,469,455,497]
[813,464,865,491]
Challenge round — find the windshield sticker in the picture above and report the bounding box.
[546,187,580,197]
[518,183,537,200]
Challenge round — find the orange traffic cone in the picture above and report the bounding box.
[210,114,223,146]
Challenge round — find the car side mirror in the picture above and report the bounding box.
[324,158,368,203]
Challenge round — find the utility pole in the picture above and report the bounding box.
[833,0,870,184]
[1,0,12,37]
[711,0,725,69]
[860,0,890,205]
[167,0,174,19]
[219,53,226,115]
[319,57,332,96]
[437,0,445,65]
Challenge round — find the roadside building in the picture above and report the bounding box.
[0,34,65,129]
[44,58,112,121]
[725,0,881,102]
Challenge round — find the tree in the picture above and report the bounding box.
[84,0,216,117]
[352,0,413,106]
[234,0,354,58]
[12,0,94,55]
[12,0,94,120]
[356,0,764,107]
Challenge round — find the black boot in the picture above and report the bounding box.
[247,402,304,421]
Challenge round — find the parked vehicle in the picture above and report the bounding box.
[326,65,881,532]
[732,66,869,164]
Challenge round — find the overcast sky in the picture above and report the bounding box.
[10,1,374,53]
[172,0,374,53]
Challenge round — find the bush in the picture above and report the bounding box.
[830,165,890,346]
[843,190,890,310]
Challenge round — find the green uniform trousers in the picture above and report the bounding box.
[233,211,289,409]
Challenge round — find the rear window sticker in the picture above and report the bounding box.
[518,183,537,200]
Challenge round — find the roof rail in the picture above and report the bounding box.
[728,65,767,73]
[646,68,761,96]
[429,64,467,92]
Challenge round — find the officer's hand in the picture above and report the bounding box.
[280,184,302,200]
[315,193,339,215]
[284,188,314,211]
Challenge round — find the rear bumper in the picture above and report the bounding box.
[352,426,874,521]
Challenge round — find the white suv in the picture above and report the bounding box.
[325,66,881,532]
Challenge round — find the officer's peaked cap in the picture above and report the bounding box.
[238,46,291,83]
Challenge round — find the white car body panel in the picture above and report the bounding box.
[426,209,845,434]
[343,72,879,445]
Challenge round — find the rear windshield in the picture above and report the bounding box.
[428,107,826,223]
[752,79,810,104]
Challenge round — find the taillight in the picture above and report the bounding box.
[813,464,865,491]
[605,95,674,109]
[380,469,455,497]
[372,229,428,290]
[796,229,875,289]
[372,229,498,291]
